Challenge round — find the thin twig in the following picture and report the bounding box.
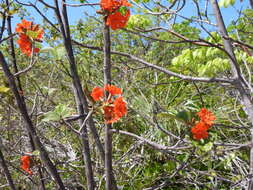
[111,129,191,151]
[63,2,99,7]
[78,109,93,133]
[14,48,37,77]
[0,33,16,44]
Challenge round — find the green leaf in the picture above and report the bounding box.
[32,150,40,156]
[42,86,56,95]
[55,104,73,118]
[135,0,150,2]
[42,110,61,122]
[8,8,19,16]
[176,153,189,162]
[176,111,192,122]
[200,142,213,152]
[26,30,38,39]
[55,46,66,60]
[42,104,73,122]
[40,46,65,60]
[163,160,176,171]
[156,112,176,119]
[40,47,54,53]
[219,0,235,8]
[0,86,10,93]
[127,15,152,29]
[118,6,128,16]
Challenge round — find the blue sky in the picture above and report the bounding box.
[3,0,252,38]
[178,0,251,36]
[181,0,250,25]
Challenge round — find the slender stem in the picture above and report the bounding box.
[6,0,22,92]
[105,124,113,190]
[110,129,191,151]
[103,20,116,190]
[210,1,253,189]
[0,139,16,190]
[103,24,112,85]
[54,0,95,189]
[5,1,46,188]
[210,0,253,122]
[0,10,6,41]
[73,40,233,83]
[192,81,205,107]
[57,0,105,163]
[0,51,65,190]
[210,0,240,78]
[250,0,253,9]
[57,11,116,188]
[73,85,95,190]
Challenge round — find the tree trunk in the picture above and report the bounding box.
[0,52,65,190]
[0,139,16,190]
[53,0,95,188]
[210,1,253,189]
[249,0,253,9]
[103,20,118,190]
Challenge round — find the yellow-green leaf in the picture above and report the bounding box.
[0,86,10,93]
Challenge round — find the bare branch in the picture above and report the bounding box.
[73,40,233,83]
[14,49,37,77]
[0,33,16,44]
[210,1,253,189]
[53,0,97,189]
[63,2,99,7]
[103,20,117,190]
[111,129,191,151]
[0,139,16,190]
[0,51,66,189]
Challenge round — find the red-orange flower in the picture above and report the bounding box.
[106,10,130,30]
[190,108,216,141]
[197,108,216,126]
[103,105,119,124]
[114,96,127,117]
[16,19,32,33]
[91,87,104,101]
[100,0,121,12]
[91,84,127,124]
[100,0,131,12]
[20,155,33,175]
[34,28,44,40]
[100,0,131,30]
[191,121,209,140]
[16,20,44,40]
[15,19,44,56]
[104,84,122,96]
[103,97,127,124]
[17,34,40,56]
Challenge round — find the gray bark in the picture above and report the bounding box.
[0,139,16,190]
[210,1,253,189]
[0,52,65,189]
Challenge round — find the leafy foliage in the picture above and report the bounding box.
[0,0,253,190]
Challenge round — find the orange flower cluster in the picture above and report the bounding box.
[100,0,131,30]
[20,155,33,175]
[15,19,44,56]
[191,108,216,140]
[91,84,127,124]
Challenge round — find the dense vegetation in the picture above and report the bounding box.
[1,0,253,189]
